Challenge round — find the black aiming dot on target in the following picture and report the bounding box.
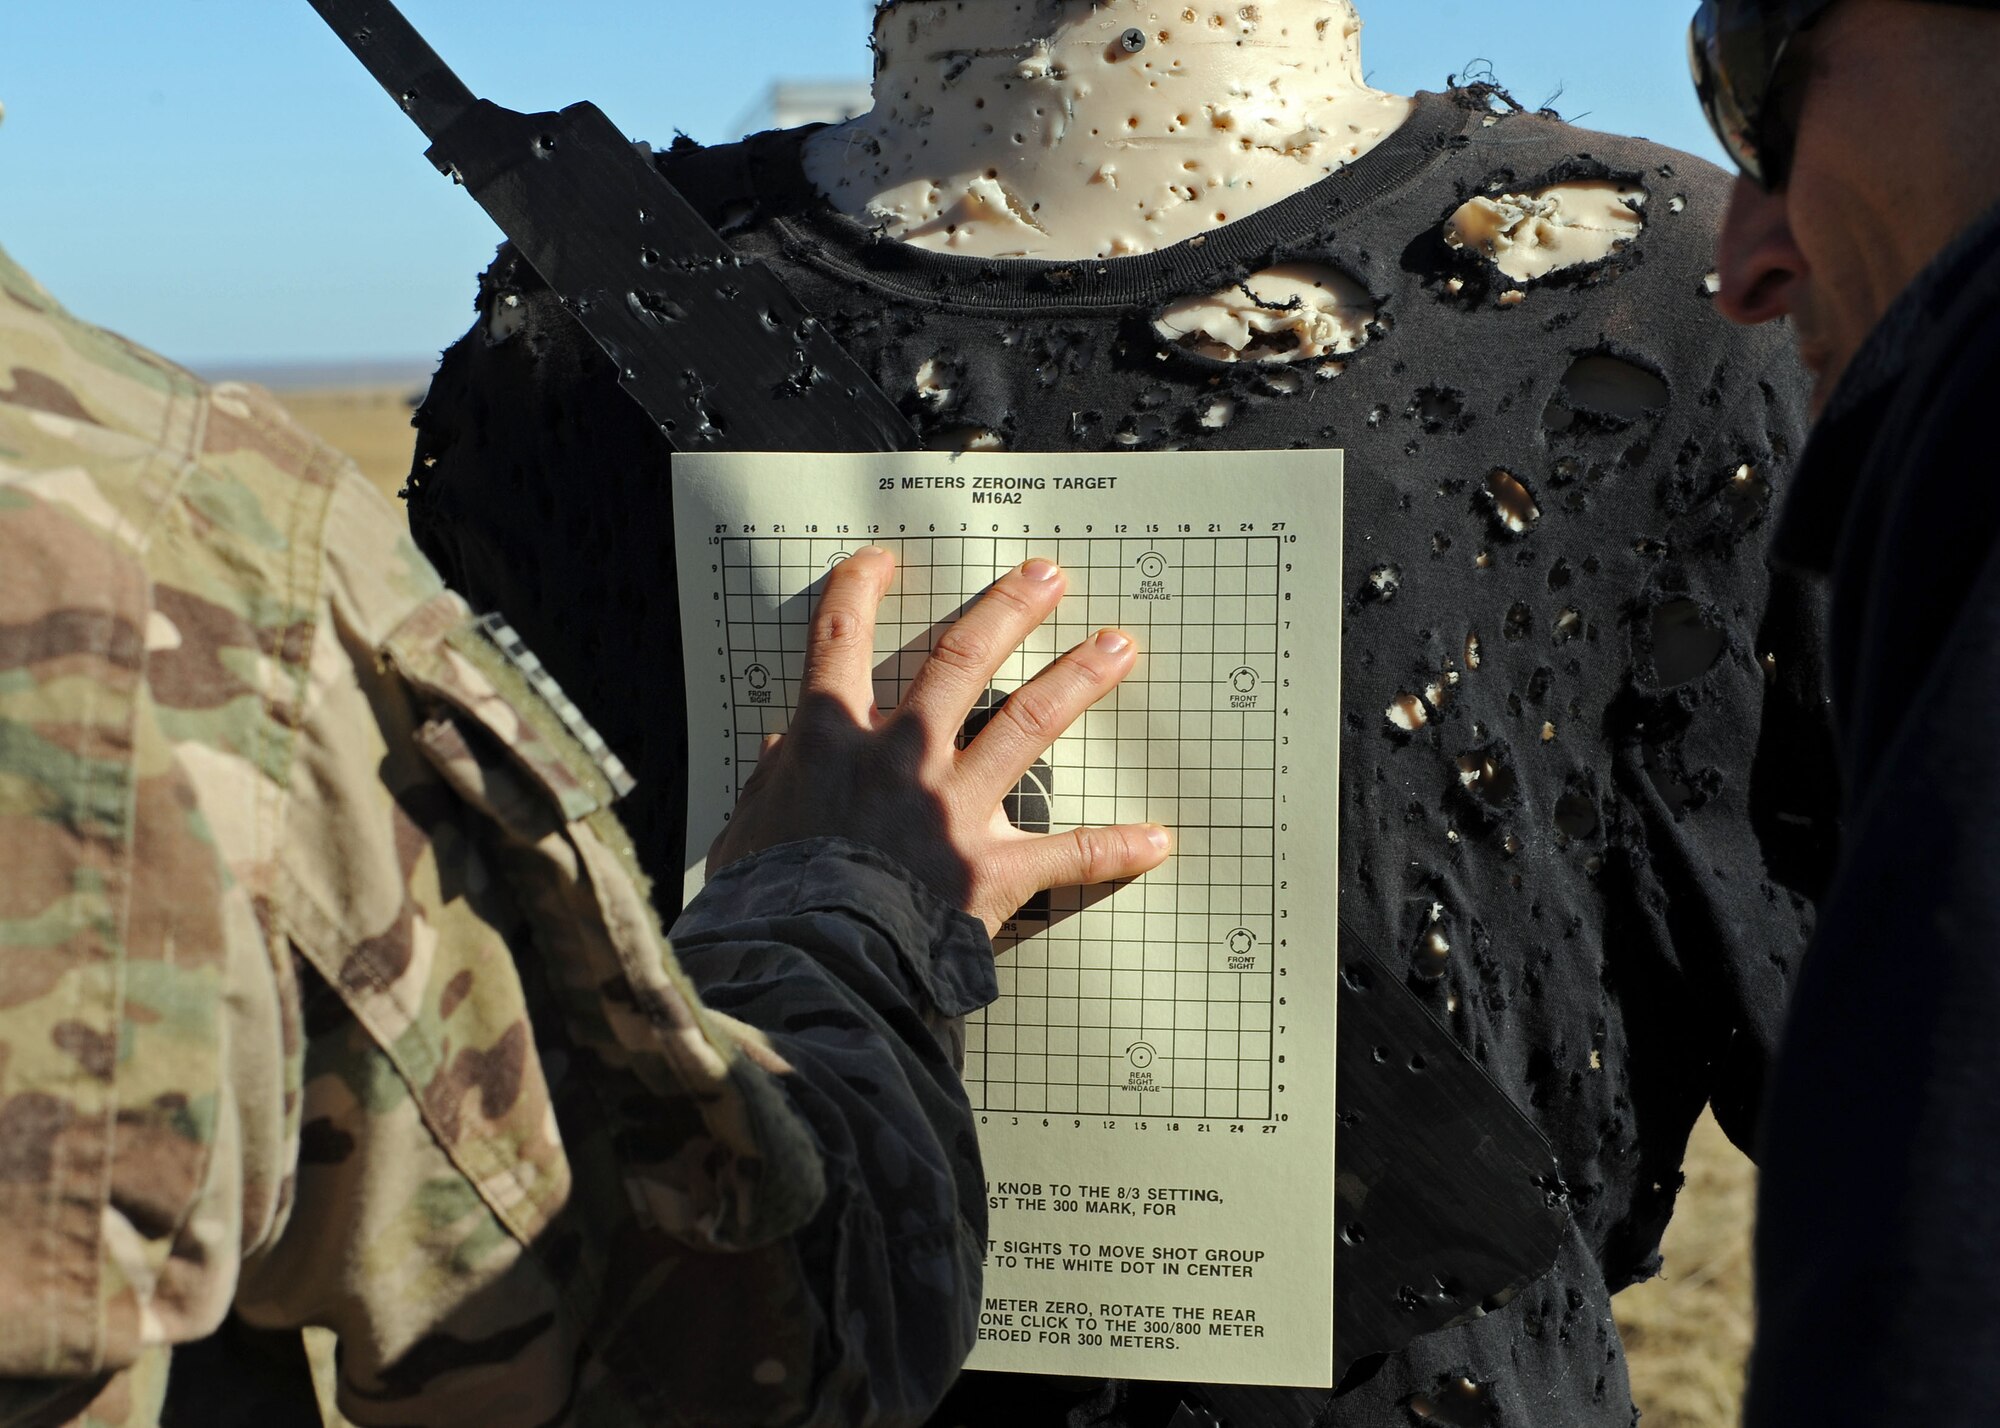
[960,688,1055,921]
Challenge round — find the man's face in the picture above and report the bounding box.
[1713,0,1989,412]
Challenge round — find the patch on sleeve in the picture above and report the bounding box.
[469,614,638,801]
[385,597,637,823]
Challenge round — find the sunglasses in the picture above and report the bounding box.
[1691,0,2000,189]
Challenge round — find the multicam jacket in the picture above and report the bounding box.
[0,243,995,1427]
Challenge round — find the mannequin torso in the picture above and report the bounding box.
[409,41,1832,1426]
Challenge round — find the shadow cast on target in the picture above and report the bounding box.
[772,558,1131,935]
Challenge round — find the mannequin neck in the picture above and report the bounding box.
[803,0,1411,259]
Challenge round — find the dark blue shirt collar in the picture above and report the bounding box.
[1773,194,2000,574]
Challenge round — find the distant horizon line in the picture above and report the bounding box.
[192,357,439,392]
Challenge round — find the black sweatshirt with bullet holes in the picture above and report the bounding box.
[407,90,1837,1428]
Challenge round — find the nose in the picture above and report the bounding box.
[1715,174,1805,327]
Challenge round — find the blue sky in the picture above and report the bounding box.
[0,2,1725,368]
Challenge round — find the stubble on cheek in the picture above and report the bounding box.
[1782,293,1835,410]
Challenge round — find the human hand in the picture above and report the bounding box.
[707,548,1171,936]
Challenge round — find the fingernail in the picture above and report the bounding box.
[1096,629,1133,655]
[1022,558,1061,582]
[1146,826,1172,852]
[857,545,889,560]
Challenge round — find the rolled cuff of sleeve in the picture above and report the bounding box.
[673,839,999,1019]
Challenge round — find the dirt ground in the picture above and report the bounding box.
[1613,1110,1757,1426]
[281,382,1761,1428]
[281,385,425,501]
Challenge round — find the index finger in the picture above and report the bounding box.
[800,547,895,720]
[899,559,1067,739]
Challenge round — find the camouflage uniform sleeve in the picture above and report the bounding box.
[671,838,999,1425]
[0,297,301,1423]
[244,469,992,1427]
